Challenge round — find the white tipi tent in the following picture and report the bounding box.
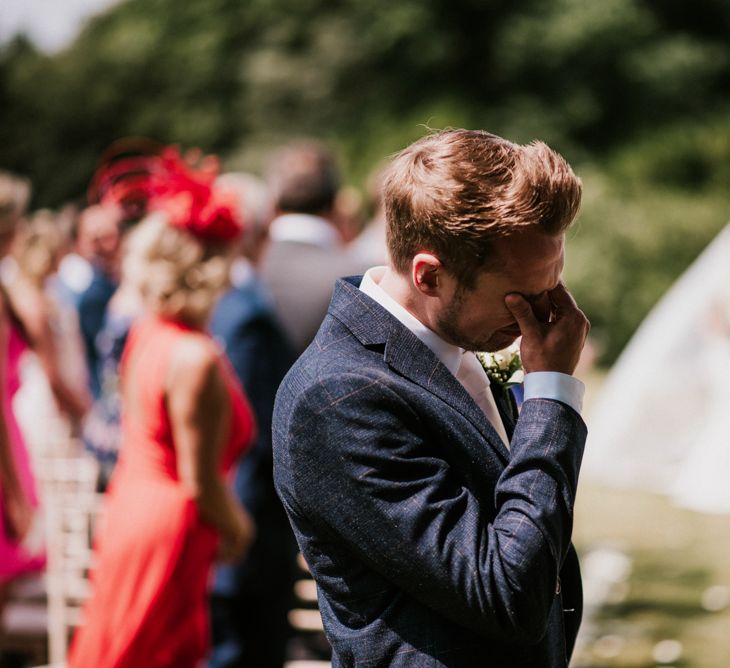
[582,224,730,513]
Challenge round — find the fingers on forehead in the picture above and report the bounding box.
[549,282,575,304]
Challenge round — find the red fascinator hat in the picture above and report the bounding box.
[88,138,243,243]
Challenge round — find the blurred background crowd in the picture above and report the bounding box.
[1,0,729,667]
[1,139,376,668]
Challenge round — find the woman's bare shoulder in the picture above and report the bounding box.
[167,331,223,391]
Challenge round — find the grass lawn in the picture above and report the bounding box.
[567,369,730,666]
[570,483,730,667]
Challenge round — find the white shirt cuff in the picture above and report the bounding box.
[522,372,585,414]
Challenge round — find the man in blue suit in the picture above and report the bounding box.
[74,204,123,400]
[273,129,591,666]
[209,175,297,668]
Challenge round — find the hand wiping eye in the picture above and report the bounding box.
[522,291,552,324]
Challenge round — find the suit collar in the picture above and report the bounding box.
[329,277,511,464]
[359,266,462,376]
[229,257,256,289]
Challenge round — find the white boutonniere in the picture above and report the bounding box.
[476,343,524,387]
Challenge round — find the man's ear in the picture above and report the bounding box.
[411,252,443,296]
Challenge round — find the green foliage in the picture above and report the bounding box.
[1,0,729,363]
[565,114,730,362]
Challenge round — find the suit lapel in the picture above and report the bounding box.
[385,330,511,464]
[329,277,511,465]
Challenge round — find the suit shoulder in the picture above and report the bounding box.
[275,359,412,444]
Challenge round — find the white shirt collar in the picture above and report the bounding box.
[229,257,255,289]
[269,213,340,249]
[359,267,464,376]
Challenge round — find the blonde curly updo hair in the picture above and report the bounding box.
[122,213,233,325]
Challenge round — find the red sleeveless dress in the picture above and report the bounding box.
[68,316,255,668]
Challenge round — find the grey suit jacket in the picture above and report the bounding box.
[273,276,587,667]
[260,238,367,356]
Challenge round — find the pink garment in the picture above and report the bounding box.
[0,324,45,583]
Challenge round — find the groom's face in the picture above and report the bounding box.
[436,230,564,352]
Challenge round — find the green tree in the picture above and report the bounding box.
[2,0,729,362]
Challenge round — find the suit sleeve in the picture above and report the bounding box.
[274,371,586,643]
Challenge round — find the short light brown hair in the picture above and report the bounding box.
[383,129,582,287]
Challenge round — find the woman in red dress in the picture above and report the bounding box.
[69,151,256,668]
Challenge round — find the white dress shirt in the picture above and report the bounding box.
[359,267,584,426]
[269,213,340,249]
[229,257,256,290]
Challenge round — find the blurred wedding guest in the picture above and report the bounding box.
[69,153,256,668]
[5,209,90,455]
[81,245,145,487]
[208,174,297,668]
[260,141,367,355]
[0,172,44,608]
[75,203,124,400]
[83,142,186,485]
[55,204,95,311]
[348,162,389,267]
[332,184,366,244]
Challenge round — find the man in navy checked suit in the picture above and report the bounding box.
[273,129,591,666]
